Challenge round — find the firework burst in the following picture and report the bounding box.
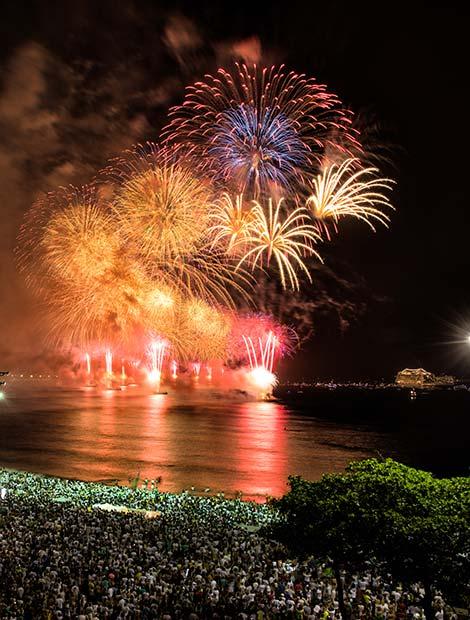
[45,256,158,350]
[110,145,213,264]
[236,198,322,290]
[163,63,359,196]
[16,186,118,295]
[208,193,253,254]
[106,144,252,309]
[180,299,232,362]
[16,186,147,350]
[306,158,394,239]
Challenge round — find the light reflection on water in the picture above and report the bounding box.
[0,385,405,499]
[234,401,288,497]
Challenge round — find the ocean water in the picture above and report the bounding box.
[0,384,468,499]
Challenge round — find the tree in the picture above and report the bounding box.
[268,459,470,618]
[267,469,377,617]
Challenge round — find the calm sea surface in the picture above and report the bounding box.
[0,384,468,499]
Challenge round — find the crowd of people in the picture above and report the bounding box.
[0,469,451,619]
[0,469,272,528]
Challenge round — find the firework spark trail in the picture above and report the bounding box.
[105,350,113,376]
[171,360,178,379]
[85,352,91,376]
[147,340,167,391]
[242,331,278,373]
[159,243,254,309]
[163,63,359,197]
[306,158,395,239]
[235,198,322,291]
[242,331,279,397]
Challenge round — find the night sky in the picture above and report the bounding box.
[1,2,468,380]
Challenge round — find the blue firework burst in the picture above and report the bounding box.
[208,104,309,195]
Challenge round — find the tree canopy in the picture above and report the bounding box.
[268,459,470,614]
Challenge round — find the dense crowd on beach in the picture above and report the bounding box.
[0,470,453,619]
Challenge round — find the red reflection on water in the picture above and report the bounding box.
[235,401,288,500]
[138,393,170,481]
[98,388,117,435]
[77,387,119,480]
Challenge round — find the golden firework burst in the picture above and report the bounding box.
[208,193,254,254]
[235,198,322,291]
[306,158,394,238]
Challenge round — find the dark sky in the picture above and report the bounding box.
[1,2,468,380]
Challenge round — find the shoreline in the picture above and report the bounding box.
[0,466,277,527]
[0,464,274,503]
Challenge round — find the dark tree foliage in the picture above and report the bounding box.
[268,459,470,617]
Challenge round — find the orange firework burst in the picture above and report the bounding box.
[105,143,252,309]
[235,198,322,290]
[45,257,149,350]
[306,158,394,239]
[17,184,182,351]
[179,298,232,362]
[110,145,213,265]
[16,186,117,296]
